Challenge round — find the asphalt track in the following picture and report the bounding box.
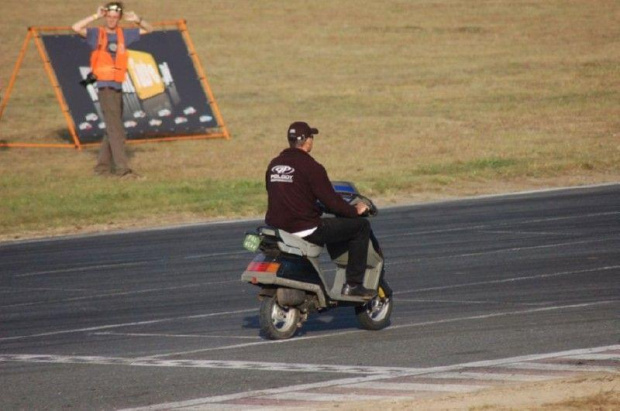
[0,183,618,410]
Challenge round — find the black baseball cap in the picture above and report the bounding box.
[287,121,319,141]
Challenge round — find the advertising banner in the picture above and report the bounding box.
[41,29,222,144]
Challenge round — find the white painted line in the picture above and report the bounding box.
[8,347,617,377]
[427,371,553,382]
[265,392,396,402]
[8,345,617,377]
[394,298,548,306]
[395,265,620,295]
[0,308,256,342]
[184,250,249,260]
[478,229,568,236]
[92,332,261,340]
[504,362,620,373]
[4,347,618,379]
[389,237,618,268]
[14,261,150,278]
[0,354,421,375]
[563,354,620,361]
[138,328,371,360]
[350,381,487,392]
[0,286,92,293]
[386,300,620,334]
[1,280,238,309]
[167,405,273,410]
[427,345,620,372]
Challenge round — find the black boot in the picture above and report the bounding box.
[341,283,376,299]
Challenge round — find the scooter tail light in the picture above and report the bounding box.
[247,262,280,273]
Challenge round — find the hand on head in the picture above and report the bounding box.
[95,6,106,18]
[124,11,139,23]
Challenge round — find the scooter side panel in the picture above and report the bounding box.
[241,253,329,307]
[240,253,324,292]
[276,255,323,286]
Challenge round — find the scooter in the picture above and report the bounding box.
[241,181,393,340]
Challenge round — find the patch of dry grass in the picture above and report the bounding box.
[1,0,619,239]
[319,372,620,411]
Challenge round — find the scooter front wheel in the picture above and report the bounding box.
[355,288,392,331]
[259,295,300,340]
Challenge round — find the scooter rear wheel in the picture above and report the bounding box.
[259,295,300,340]
[355,289,392,331]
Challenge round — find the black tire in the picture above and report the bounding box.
[355,286,392,331]
[259,295,300,340]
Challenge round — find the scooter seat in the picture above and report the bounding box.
[258,227,323,258]
[278,230,324,258]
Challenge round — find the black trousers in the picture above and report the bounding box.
[304,217,370,285]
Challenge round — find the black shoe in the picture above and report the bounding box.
[341,283,376,299]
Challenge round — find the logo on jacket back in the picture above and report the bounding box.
[270,165,295,183]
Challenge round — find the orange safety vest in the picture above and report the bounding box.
[90,28,128,83]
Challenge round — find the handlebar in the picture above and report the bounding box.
[350,193,378,217]
[317,182,379,217]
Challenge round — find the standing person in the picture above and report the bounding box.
[265,121,376,299]
[72,2,153,178]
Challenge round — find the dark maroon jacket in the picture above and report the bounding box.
[265,148,358,233]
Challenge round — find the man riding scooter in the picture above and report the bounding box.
[265,121,377,299]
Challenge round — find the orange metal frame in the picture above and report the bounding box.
[0,20,230,149]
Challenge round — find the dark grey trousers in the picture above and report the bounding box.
[95,88,130,175]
